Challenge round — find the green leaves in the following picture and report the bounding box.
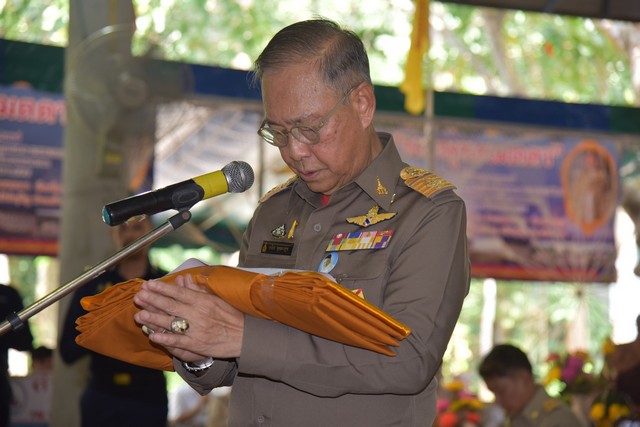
[2,1,636,106]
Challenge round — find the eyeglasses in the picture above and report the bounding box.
[257,85,359,147]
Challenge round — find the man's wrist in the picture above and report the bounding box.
[182,357,214,372]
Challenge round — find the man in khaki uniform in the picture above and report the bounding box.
[134,19,470,426]
[479,344,582,427]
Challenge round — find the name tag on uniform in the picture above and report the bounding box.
[326,230,394,252]
[261,240,294,256]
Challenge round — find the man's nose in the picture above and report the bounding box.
[284,136,312,159]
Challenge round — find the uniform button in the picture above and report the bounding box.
[313,223,322,232]
[257,415,265,423]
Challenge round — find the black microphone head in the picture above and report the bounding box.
[223,161,254,193]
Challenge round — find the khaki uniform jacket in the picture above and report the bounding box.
[175,133,471,426]
[508,386,582,427]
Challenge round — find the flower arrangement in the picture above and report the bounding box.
[435,379,484,427]
[543,350,599,396]
[587,337,636,427]
[589,390,632,427]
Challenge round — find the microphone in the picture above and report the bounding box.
[102,160,254,226]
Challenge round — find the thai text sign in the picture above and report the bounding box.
[0,85,65,256]
[435,120,619,283]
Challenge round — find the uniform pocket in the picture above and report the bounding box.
[329,250,390,307]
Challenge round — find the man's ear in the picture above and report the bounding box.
[353,82,376,129]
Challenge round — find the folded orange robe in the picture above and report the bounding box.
[76,265,411,371]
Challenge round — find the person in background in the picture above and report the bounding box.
[59,216,168,427]
[9,345,54,425]
[0,283,34,427]
[479,343,581,427]
[30,346,53,374]
[168,381,209,427]
[168,383,232,427]
[608,314,640,415]
[205,387,231,427]
[134,18,470,426]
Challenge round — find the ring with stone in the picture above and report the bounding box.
[170,317,189,334]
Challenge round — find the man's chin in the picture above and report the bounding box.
[304,180,337,195]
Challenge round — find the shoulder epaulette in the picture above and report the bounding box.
[259,175,297,203]
[400,166,456,198]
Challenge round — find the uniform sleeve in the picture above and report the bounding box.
[237,194,470,396]
[174,357,237,395]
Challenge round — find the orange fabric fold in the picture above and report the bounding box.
[76,280,174,370]
[76,265,411,371]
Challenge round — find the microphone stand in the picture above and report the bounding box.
[0,210,192,336]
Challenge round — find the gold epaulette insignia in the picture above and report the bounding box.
[400,166,456,198]
[259,175,297,203]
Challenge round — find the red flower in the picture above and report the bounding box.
[546,352,561,363]
[437,399,451,413]
[438,411,459,427]
[466,411,482,424]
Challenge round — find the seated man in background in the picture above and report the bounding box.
[479,343,581,427]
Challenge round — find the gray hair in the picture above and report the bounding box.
[252,18,371,95]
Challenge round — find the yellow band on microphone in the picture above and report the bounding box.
[193,170,228,199]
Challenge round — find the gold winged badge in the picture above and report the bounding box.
[346,205,396,227]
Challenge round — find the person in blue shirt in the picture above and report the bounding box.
[59,216,168,427]
[0,283,34,427]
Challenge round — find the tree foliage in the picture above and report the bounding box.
[1,0,638,105]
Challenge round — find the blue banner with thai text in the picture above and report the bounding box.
[435,120,619,283]
[0,85,65,256]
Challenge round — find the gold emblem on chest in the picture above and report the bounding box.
[346,205,396,227]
